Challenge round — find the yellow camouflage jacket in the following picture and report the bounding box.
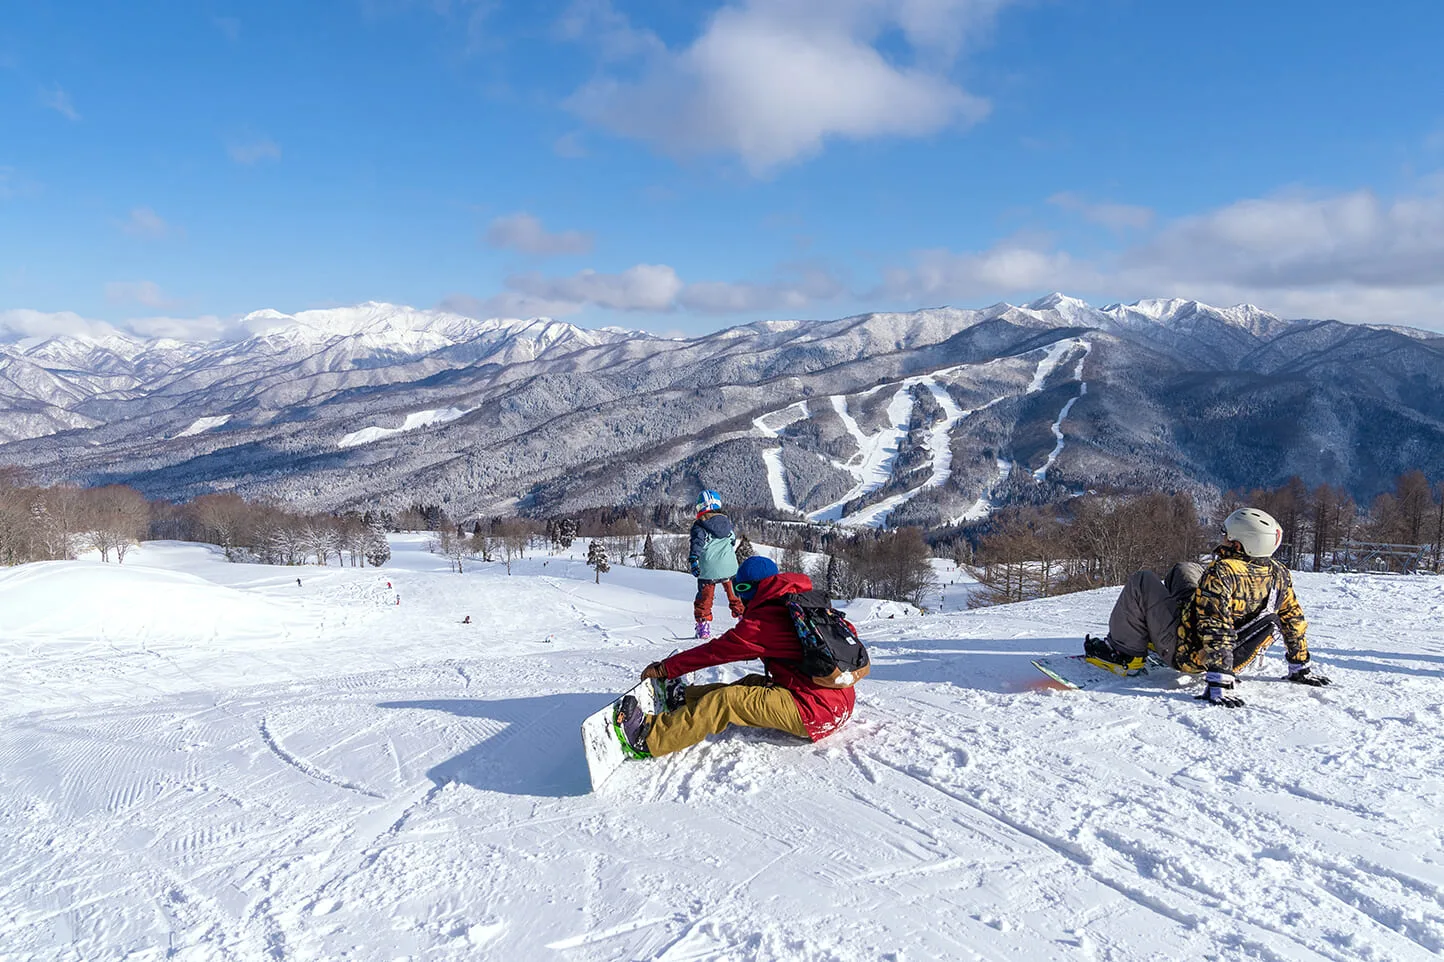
[1175,547,1309,673]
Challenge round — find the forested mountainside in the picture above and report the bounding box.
[3,296,1443,527]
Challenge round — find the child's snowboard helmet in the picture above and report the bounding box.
[1223,507,1283,558]
[696,490,723,514]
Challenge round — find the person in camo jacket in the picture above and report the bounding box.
[688,489,744,639]
[1085,506,1331,707]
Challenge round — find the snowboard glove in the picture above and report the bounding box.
[1285,661,1331,686]
[640,661,667,681]
[1195,671,1245,708]
[729,599,746,618]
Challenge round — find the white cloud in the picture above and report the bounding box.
[104,281,171,309]
[507,264,684,312]
[0,309,118,341]
[883,185,1444,327]
[1048,192,1154,231]
[445,262,843,318]
[120,207,172,239]
[1123,189,1444,290]
[228,138,282,165]
[679,267,845,313]
[485,212,594,256]
[555,0,665,60]
[566,0,1002,174]
[883,239,1094,303]
[126,314,234,340]
[40,85,80,121]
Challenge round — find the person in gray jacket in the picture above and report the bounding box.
[688,490,743,638]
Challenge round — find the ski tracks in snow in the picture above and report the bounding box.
[6,545,1444,961]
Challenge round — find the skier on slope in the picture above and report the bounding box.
[614,555,856,757]
[688,490,744,639]
[1085,507,1331,706]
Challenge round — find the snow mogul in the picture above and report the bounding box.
[614,555,862,757]
[688,489,744,639]
[1084,507,1331,706]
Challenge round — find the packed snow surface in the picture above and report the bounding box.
[1033,340,1091,482]
[3,537,1443,961]
[337,407,473,448]
[174,415,231,438]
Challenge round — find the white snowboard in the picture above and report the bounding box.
[582,678,665,792]
[1032,654,1168,691]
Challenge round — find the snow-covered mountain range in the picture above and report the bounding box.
[3,295,1443,524]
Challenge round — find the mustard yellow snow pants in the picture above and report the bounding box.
[646,674,808,757]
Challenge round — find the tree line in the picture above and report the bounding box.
[963,470,1444,606]
[0,472,390,568]
[14,465,1440,610]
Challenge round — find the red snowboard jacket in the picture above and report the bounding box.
[661,572,855,741]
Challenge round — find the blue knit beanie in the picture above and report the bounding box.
[734,555,779,600]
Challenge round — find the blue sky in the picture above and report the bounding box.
[3,0,1443,340]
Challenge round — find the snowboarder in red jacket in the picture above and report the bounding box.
[615,556,856,757]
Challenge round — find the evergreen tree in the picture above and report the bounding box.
[642,532,659,569]
[559,518,578,550]
[824,553,841,597]
[366,520,395,566]
[735,533,755,563]
[587,540,610,583]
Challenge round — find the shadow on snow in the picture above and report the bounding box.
[378,693,614,798]
[865,635,1087,694]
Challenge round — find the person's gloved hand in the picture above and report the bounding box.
[1195,671,1244,708]
[729,600,745,617]
[640,661,667,681]
[1286,661,1332,686]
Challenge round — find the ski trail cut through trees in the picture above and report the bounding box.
[950,337,1089,522]
[1033,340,1091,482]
[751,336,1092,528]
[752,402,807,514]
[801,366,973,528]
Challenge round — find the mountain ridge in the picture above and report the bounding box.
[3,295,1442,526]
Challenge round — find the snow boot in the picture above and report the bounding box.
[613,695,652,758]
[662,677,688,711]
[1083,634,1146,675]
[694,620,711,639]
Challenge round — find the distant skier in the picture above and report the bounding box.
[1084,507,1330,707]
[688,490,743,639]
[614,556,857,758]
[462,615,471,624]
[296,578,302,587]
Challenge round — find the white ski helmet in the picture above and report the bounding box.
[1223,507,1283,558]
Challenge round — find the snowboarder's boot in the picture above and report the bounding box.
[694,620,711,639]
[1083,634,1146,675]
[613,695,652,759]
[662,677,688,711]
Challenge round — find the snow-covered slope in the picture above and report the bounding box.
[4,295,1444,522]
[2,539,1441,961]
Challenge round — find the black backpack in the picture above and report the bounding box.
[780,590,870,689]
